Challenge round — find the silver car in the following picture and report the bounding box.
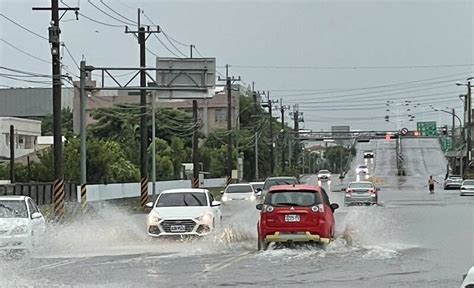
[344,181,379,206]
[444,175,463,190]
[460,180,474,196]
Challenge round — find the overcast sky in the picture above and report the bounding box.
[1,0,472,131]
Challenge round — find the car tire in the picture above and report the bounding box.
[257,232,268,251]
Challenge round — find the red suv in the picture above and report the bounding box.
[256,184,339,250]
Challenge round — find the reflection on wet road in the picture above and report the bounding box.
[1,139,473,287]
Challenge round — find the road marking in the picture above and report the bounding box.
[203,251,252,273]
[30,257,89,271]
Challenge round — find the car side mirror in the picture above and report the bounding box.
[256,204,263,210]
[145,202,154,208]
[31,212,42,219]
[376,187,380,191]
[341,188,346,192]
[330,203,339,211]
[256,191,262,196]
[256,188,262,193]
[220,190,224,195]
[211,200,221,207]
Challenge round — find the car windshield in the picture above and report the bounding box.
[318,170,330,174]
[263,178,296,190]
[265,191,322,207]
[449,176,462,180]
[357,165,367,169]
[156,192,207,207]
[251,183,264,191]
[349,182,373,189]
[226,185,253,193]
[463,180,474,185]
[0,200,28,218]
[299,175,313,184]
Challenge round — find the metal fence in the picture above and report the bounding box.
[0,182,77,205]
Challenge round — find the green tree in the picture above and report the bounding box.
[41,107,74,138]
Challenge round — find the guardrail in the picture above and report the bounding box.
[0,182,77,205]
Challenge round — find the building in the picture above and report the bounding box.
[0,88,74,117]
[72,81,252,135]
[0,117,42,160]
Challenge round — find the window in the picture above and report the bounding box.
[208,192,214,205]
[156,192,207,207]
[264,191,322,207]
[214,108,227,123]
[27,199,39,215]
[0,200,28,218]
[225,185,253,193]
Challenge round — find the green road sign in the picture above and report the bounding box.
[442,137,453,152]
[416,121,437,136]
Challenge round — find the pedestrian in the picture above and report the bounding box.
[428,175,439,194]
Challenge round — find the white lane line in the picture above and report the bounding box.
[30,257,89,271]
[203,251,252,273]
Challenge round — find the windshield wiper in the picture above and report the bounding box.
[189,193,204,206]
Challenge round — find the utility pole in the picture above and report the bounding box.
[192,100,199,187]
[452,108,455,149]
[125,9,160,208]
[218,65,240,185]
[79,60,87,210]
[291,105,303,175]
[279,99,290,174]
[468,80,472,168]
[33,1,79,219]
[151,92,157,196]
[252,82,259,180]
[262,92,278,175]
[9,125,14,183]
[190,44,194,58]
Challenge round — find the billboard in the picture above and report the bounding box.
[154,57,216,99]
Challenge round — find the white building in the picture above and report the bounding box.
[0,117,41,160]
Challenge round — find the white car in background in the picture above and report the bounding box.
[0,196,45,251]
[355,165,369,174]
[317,170,332,181]
[146,188,221,237]
[221,183,257,202]
[460,180,474,196]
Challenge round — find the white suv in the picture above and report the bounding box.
[0,196,46,251]
[146,189,221,237]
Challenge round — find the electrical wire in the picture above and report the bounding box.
[0,66,50,77]
[161,31,188,57]
[0,75,51,84]
[0,38,51,64]
[99,0,137,24]
[61,0,124,27]
[0,13,48,41]
[87,0,135,25]
[62,43,80,70]
[230,63,474,70]
[141,12,183,58]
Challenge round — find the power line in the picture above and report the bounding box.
[0,66,50,77]
[0,13,48,41]
[230,64,474,70]
[194,47,204,58]
[0,38,51,64]
[60,0,124,27]
[62,43,80,70]
[0,74,51,84]
[142,12,183,58]
[161,31,187,57]
[87,0,135,25]
[99,0,137,24]
[268,71,469,94]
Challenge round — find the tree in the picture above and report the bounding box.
[41,107,74,138]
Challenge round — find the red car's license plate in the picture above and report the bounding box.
[285,214,300,222]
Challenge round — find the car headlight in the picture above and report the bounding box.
[196,214,213,224]
[250,195,256,201]
[222,195,229,202]
[11,225,28,235]
[148,214,161,223]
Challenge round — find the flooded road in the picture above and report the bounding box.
[1,139,473,287]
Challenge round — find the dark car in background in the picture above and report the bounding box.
[260,176,299,199]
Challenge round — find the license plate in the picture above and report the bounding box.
[170,225,186,232]
[285,214,300,222]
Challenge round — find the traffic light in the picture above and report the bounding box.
[441,125,448,135]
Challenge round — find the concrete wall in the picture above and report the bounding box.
[77,178,226,202]
[0,117,42,159]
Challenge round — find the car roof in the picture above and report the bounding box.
[265,176,295,180]
[161,188,208,194]
[448,175,461,177]
[227,183,252,186]
[269,184,321,193]
[0,195,27,201]
[349,181,373,184]
[249,182,264,185]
